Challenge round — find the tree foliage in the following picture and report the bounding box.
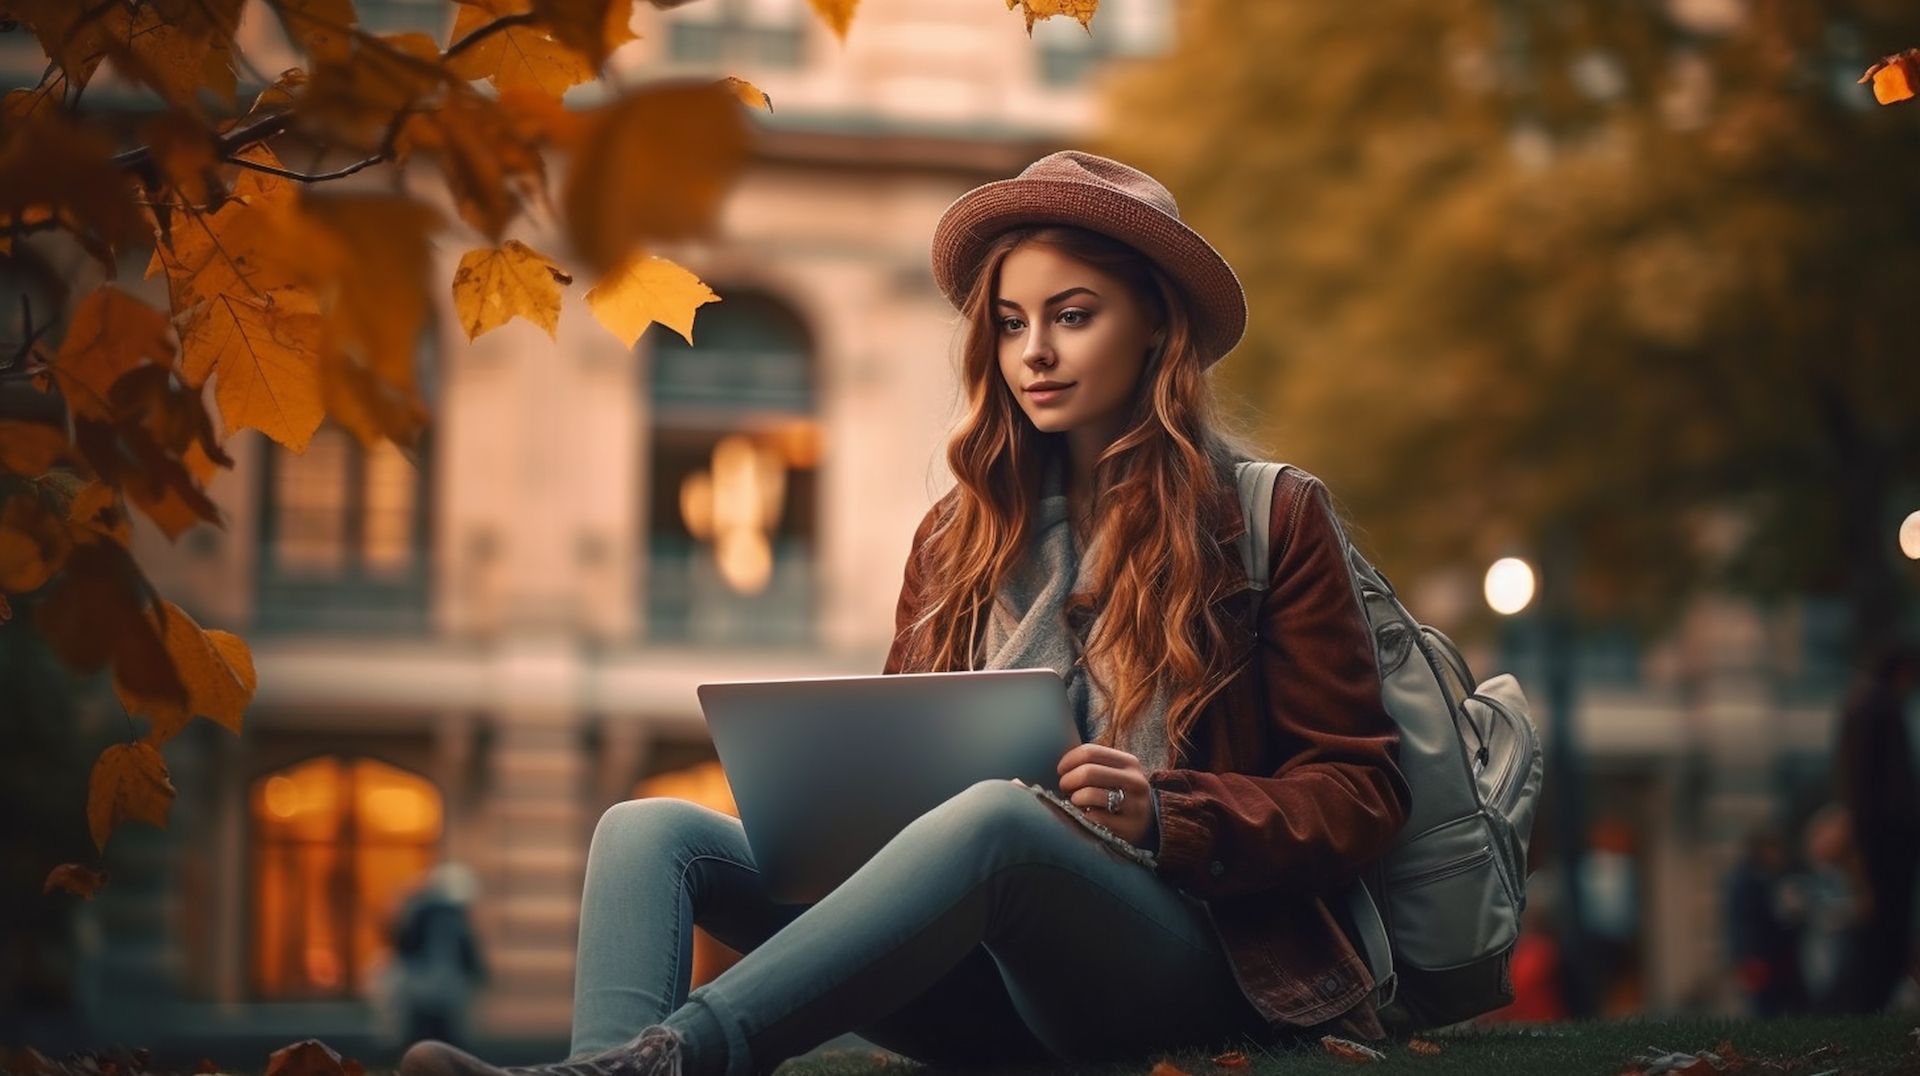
[1099,0,1920,658]
[0,0,1103,896]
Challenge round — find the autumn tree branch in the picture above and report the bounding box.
[445,11,540,59]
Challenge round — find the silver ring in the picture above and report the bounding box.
[1106,787,1124,813]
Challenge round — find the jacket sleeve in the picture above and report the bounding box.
[1145,473,1412,900]
[881,498,947,675]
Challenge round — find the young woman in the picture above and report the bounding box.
[401,150,1412,1076]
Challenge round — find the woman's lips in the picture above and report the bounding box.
[1025,383,1076,404]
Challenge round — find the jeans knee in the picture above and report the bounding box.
[589,796,730,865]
[920,778,1062,864]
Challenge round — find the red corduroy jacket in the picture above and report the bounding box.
[881,464,1413,1041]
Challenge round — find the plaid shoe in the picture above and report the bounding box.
[400,1025,687,1076]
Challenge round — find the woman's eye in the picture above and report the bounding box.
[999,316,1024,334]
[1059,309,1090,326]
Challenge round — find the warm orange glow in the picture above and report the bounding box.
[633,758,738,817]
[251,757,443,998]
[263,775,300,819]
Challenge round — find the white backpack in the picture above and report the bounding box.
[1235,461,1545,1031]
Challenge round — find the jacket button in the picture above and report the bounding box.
[1318,974,1341,997]
[1208,860,1225,877]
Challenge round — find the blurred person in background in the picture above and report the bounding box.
[1723,824,1807,1017]
[1798,803,1860,1012]
[390,861,490,1053]
[1827,641,1920,1013]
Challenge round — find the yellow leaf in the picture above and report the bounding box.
[52,287,177,421]
[396,89,546,238]
[0,492,72,592]
[264,192,444,388]
[36,539,184,707]
[113,599,255,744]
[586,253,719,347]
[68,481,133,547]
[449,0,595,99]
[149,149,328,452]
[1006,0,1097,34]
[452,240,573,340]
[808,0,858,41]
[0,419,72,476]
[271,0,360,63]
[179,294,327,453]
[530,0,639,66]
[718,76,773,112]
[86,741,176,853]
[563,80,750,273]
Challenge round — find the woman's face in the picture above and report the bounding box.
[994,242,1162,443]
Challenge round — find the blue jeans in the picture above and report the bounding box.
[569,777,1276,1076]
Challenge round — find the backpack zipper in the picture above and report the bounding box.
[1470,692,1535,816]
[1387,844,1493,889]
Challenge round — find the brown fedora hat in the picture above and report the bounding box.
[929,150,1248,367]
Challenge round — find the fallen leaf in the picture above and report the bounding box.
[43,862,109,898]
[265,1039,353,1076]
[1407,1039,1442,1056]
[1146,1062,1192,1076]
[1208,1050,1249,1067]
[1321,1036,1385,1063]
[0,594,10,623]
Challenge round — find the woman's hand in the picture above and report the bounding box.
[1055,743,1155,850]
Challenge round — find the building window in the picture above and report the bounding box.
[249,756,444,1000]
[1035,0,1172,86]
[643,292,819,645]
[664,0,808,69]
[256,425,432,633]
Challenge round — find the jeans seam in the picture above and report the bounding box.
[666,851,764,1013]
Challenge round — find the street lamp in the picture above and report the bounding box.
[1488,537,1595,1020]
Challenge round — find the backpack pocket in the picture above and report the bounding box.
[1385,813,1521,971]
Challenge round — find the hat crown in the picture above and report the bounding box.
[1021,150,1181,220]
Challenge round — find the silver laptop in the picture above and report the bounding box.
[696,667,1080,904]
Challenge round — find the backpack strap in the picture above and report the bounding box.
[1232,459,1398,1012]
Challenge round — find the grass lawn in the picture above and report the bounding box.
[774,1013,1920,1076]
[7,1013,1915,1075]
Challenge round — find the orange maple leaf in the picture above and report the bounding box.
[1859,48,1920,105]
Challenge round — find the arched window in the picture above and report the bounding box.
[644,291,819,644]
[250,756,444,999]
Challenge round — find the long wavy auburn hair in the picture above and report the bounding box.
[896,224,1265,767]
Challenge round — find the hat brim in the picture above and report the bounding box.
[929,176,1248,367]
